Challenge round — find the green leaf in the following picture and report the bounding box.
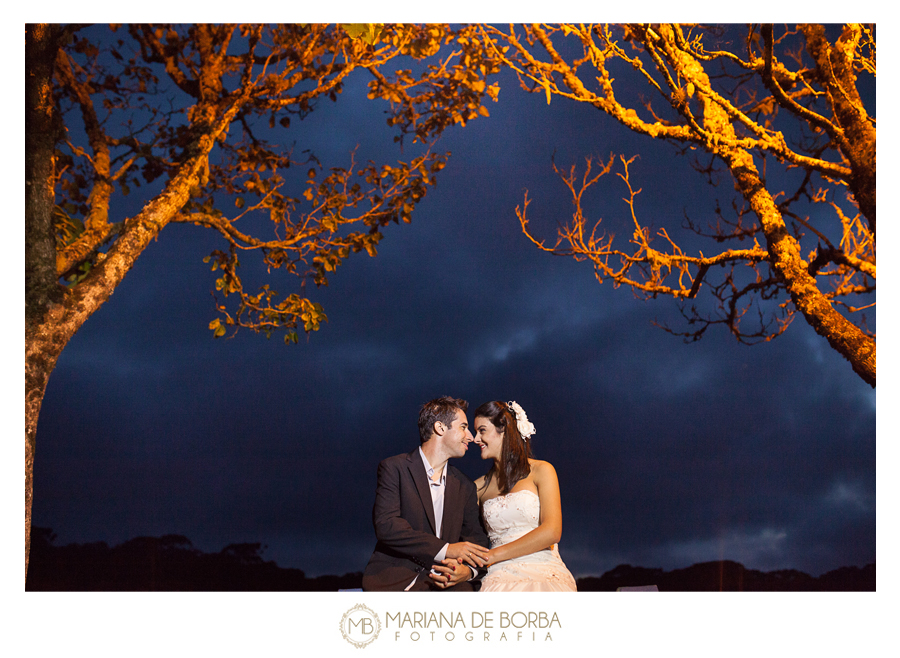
[343,24,368,40]
[343,23,383,45]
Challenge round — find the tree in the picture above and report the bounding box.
[477,24,875,386]
[24,23,501,578]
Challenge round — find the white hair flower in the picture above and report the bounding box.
[507,400,535,441]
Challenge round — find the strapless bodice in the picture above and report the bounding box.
[479,489,577,591]
[482,489,544,547]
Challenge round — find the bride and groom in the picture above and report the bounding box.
[362,396,577,591]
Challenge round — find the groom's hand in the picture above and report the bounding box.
[446,541,489,569]
[429,560,472,588]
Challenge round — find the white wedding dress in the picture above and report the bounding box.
[479,489,577,591]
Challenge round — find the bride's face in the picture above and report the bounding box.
[473,416,504,461]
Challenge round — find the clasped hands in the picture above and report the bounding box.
[429,541,492,589]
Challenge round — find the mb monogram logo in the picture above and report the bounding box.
[340,603,382,648]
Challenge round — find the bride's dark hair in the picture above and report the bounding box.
[473,400,533,495]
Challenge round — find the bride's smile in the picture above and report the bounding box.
[473,417,504,461]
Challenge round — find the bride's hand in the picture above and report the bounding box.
[446,541,489,568]
[457,548,496,569]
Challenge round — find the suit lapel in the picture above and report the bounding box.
[407,449,437,534]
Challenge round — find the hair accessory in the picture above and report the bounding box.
[506,400,535,441]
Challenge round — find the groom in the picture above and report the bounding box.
[362,396,490,591]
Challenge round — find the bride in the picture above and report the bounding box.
[470,400,577,592]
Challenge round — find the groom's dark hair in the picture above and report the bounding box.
[418,396,468,443]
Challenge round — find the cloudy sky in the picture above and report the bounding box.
[30,23,876,581]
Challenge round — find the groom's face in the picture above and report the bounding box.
[439,409,474,458]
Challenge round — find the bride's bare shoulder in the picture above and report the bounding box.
[529,459,559,482]
[528,458,555,472]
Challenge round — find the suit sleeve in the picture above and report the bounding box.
[372,457,447,565]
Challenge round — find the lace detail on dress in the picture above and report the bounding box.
[480,490,576,592]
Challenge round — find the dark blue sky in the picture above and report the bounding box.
[30,23,876,580]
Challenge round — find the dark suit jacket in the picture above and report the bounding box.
[362,449,489,591]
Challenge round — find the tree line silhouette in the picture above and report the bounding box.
[576,561,875,592]
[26,528,873,591]
[25,528,361,591]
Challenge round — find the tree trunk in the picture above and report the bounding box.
[800,24,877,238]
[25,32,242,578]
[660,23,877,387]
[725,150,876,386]
[25,23,63,583]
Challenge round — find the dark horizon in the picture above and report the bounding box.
[26,526,875,591]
